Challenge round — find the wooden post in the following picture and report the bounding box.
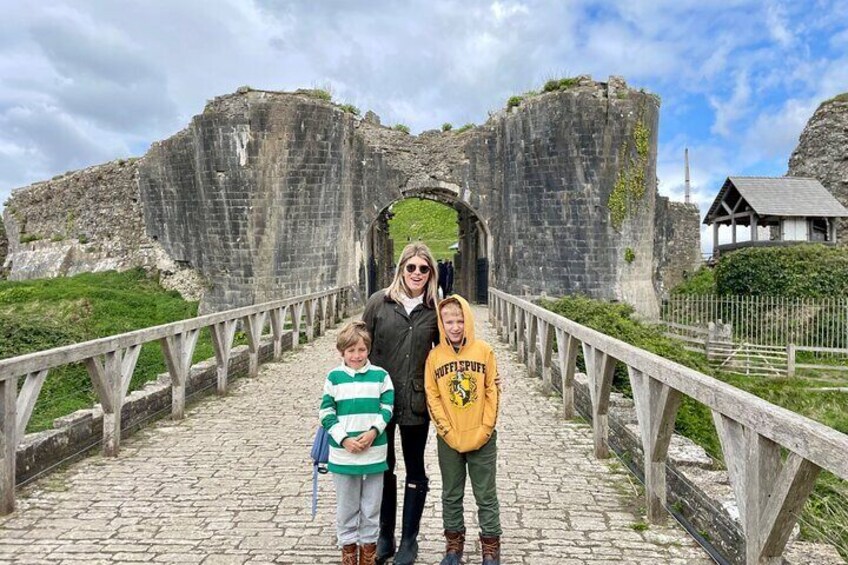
[713,222,719,258]
[317,296,327,336]
[0,376,17,514]
[291,302,304,349]
[15,370,49,445]
[210,320,238,393]
[516,308,526,362]
[327,294,337,327]
[269,307,288,360]
[526,313,538,373]
[85,347,140,456]
[304,300,317,342]
[712,413,822,564]
[555,329,579,419]
[786,343,796,378]
[629,367,682,523]
[539,320,554,393]
[161,330,200,420]
[582,343,616,458]
[508,303,517,347]
[242,312,267,378]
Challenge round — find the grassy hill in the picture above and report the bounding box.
[388,198,458,261]
[0,269,216,432]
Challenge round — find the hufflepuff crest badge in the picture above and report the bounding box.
[448,371,477,408]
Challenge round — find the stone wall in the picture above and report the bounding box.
[2,159,205,298]
[0,217,7,277]
[653,198,702,298]
[788,93,848,243]
[6,79,696,315]
[140,79,671,314]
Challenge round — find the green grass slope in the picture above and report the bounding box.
[388,198,458,261]
[0,269,215,432]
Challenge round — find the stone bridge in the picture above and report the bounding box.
[1,287,846,564]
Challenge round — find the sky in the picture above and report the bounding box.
[1,0,847,253]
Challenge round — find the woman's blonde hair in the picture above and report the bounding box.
[385,242,439,307]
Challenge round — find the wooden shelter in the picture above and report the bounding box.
[703,176,848,257]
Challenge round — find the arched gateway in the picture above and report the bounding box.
[2,78,701,316]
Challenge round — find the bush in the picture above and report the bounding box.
[339,103,360,115]
[441,123,453,132]
[671,267,716,295]
[393,124,410,134]
[715,245,848,297]
[624,247,635,263]
[506,95,524,109]
[455,123,475,133]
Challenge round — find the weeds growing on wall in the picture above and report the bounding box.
[393,124,410,134]
[608,115,650,229]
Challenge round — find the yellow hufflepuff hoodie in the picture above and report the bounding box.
[425,294,499,453]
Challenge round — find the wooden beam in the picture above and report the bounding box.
[526,312,539,372]
[582,343,616,459]
[291,302,304,350]
[630,368,682,523]
[210,320,238,393]
[269,306,288,360]
[539,319,554,393]
[161,330,200,420]
[242,312,267,378]
[0,376,17,514]
[15,370,49,445]
[555,329,579,419]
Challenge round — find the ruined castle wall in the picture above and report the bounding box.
[2,159,206,298]
[653,199,702,298]
[2,160,149,279]
[490,80,661,315]
[788,94,848,243]
[10,80,693,316]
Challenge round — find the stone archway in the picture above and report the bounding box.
[364,183,491,303]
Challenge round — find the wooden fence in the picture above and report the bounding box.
[490,288,848,565]
[0,286,353,514]
[662,295,848,350]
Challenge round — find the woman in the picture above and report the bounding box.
[363,243,440,565]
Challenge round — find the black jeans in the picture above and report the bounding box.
[385,421,429,482]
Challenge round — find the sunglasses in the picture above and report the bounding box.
[404,263,431,275]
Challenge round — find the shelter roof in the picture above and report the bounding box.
[703,176,848,224]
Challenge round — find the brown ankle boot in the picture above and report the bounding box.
[440,530,465,565]
[359,542,377,565]
[342,543,358,565]
[481,534,501,565]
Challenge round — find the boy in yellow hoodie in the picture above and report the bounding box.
[424,295,501,565]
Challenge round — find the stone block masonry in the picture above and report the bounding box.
[5,78,701,315]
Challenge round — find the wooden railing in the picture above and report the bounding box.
[0,286,354,514]
[490,289,848,565]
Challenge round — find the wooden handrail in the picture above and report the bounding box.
[0,285,354,515]
[491,288,848,564]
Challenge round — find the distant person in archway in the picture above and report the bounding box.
[363,242,440,565]
[437,259,447,298]
[446,260,455,295]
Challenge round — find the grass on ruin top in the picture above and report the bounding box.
[388,198,458,261]
[0,269,217,432]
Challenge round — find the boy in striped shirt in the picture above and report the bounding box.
[320,321,394,565]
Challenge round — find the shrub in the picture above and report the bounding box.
[393,124,410,134]
[672,267,716,295]
[624,247,635,263]
[506,95,524,109]
[558,77,579,89]
[441,123,453,132]
[20,234,41,243]
[715,245,848,297]
[455,123,475,133]
[542,79,560,92]
[339,103,360,115]
[305,88,332,101]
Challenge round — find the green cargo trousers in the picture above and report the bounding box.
[436,430,501,536]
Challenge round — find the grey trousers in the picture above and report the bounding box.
[333,473,384,546]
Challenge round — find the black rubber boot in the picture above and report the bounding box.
[375,473,397,565]
[393,479,429,565]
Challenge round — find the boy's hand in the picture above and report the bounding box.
[341,437,362,454]
[356,429,378,450]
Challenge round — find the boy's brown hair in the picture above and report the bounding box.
[337,320,372,352]
[438,298,463,318]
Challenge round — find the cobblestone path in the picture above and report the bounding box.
[0,306,710,564]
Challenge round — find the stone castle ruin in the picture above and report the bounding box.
[1,77,701,315]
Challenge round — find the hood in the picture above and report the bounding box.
[436,294,475,349]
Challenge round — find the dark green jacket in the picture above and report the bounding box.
[363,290,439,426]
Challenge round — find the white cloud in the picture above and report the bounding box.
[708,71,751,137]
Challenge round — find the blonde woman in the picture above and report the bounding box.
[363,243,440,565]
